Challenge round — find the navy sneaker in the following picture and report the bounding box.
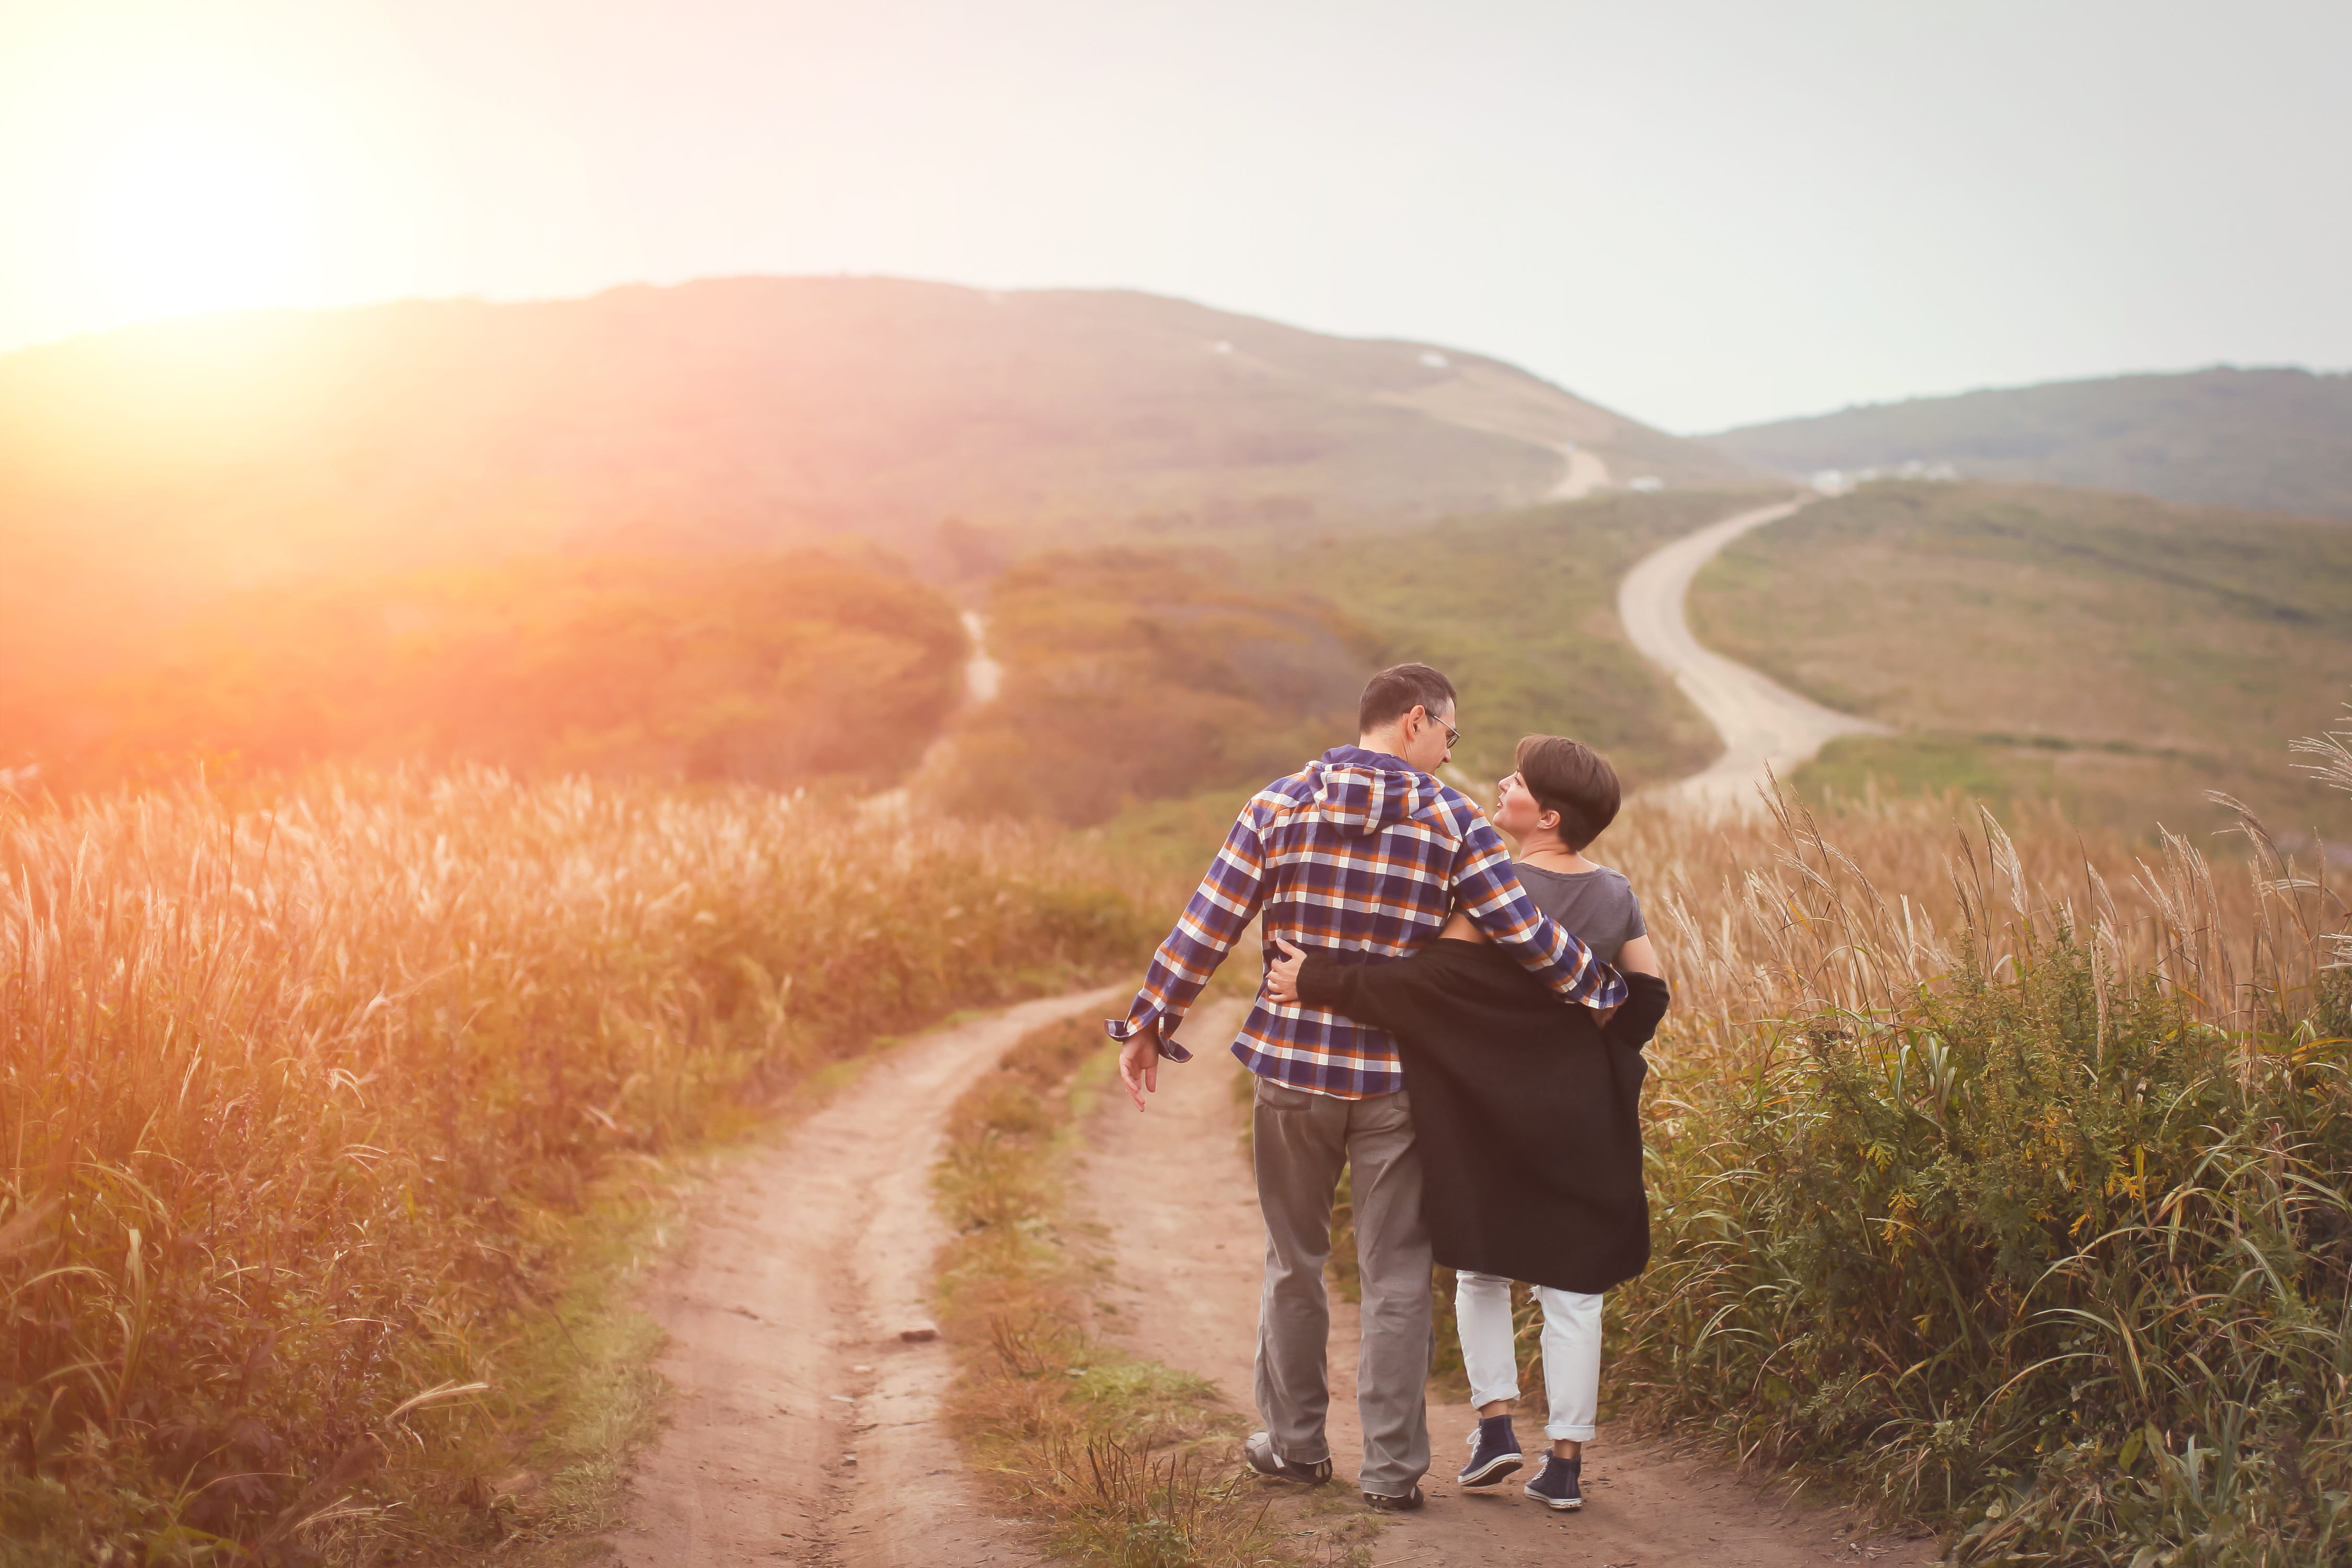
[1243,1432,1332,1485]
[1524,1453,1582,1511]
[1457,1414,1524,1488]
[1362,1485,1425,1512]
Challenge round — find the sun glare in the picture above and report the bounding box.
[81,118,315,322]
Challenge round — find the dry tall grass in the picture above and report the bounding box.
[1586,755,2352,1563]
[0,767,1161,1564]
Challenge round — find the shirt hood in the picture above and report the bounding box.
[1309,745,1438,837]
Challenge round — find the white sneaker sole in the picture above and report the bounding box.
[1457,1454,1524,1488]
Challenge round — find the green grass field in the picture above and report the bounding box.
[1686,480,2352,839]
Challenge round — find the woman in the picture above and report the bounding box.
[1267,735,1667,1512]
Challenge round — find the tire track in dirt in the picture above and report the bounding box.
[605,986,1123,1568]
[1080,999,1939,1566]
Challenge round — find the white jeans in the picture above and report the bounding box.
[1454,1271,1601,1442]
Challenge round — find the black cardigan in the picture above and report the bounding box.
[1297,941,1669,1295]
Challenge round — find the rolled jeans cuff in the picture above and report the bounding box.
[1470,1379,1523,1410]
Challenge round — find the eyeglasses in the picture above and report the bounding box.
[1421,711,1460,749]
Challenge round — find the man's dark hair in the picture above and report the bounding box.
[1514,734,1621,851]
[1357,664,1457,735]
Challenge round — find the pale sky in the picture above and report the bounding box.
[2,0,2346,432]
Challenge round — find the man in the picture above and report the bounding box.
[1107,663,1626,1511]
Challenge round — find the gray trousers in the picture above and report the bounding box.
[1250,1077,1433,1496]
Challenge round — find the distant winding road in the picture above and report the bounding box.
[1617,498,1888,812]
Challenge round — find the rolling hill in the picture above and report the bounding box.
[1704,366,2352,520]
[1684,480,2352,839]
[0,275,1756,787]
[0,276,1749,594]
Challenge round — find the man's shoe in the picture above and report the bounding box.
[1457,1414,1523,1488]
[1243,1432,1332,1485]
[1524,1454,1583,1511]
[1362,1485,1425,1512]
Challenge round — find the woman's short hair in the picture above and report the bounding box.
[1514,734,1621,851]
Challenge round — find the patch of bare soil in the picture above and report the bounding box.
[603,986,1123,1568]
[1078,1000,1941,1566]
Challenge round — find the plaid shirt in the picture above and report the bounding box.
[1106,745,1626,1098]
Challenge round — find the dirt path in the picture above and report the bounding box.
[1544,443,1611,501]
[1081,999,1937,1566]
[1376,358,1621,504]
[859,612,999,824]
[613,493,1917,1563]
[1616,498,1888,815]
[605,986,1122,1568]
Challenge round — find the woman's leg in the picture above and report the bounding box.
[1536,1287,1603,1456]
[1453,1271,1520,1416]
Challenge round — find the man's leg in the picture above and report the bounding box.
[1346,1089,1433,1497]
[1251,1077,1348,1467]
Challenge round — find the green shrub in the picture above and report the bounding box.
[1616,854,2352,1562]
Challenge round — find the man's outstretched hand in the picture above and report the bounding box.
[1117,1022,1162,1111]
[1266,937,1308,1007]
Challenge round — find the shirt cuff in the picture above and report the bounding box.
[1102,1017,1195,1063]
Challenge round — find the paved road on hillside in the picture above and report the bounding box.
[1617,498,1888,814]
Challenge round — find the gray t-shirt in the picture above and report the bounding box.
[1513,860,1646,969]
